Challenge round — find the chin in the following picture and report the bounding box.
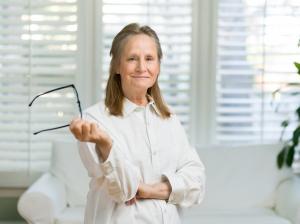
[132,81,154,89]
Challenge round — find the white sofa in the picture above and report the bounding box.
[18,140,300,224]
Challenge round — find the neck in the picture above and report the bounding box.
[123,89,148,106]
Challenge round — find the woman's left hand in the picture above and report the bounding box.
[125,183,153,206]
[138,182,171,200]
[125,181,171,205]
[136,183,153,199]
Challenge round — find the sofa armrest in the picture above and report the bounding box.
[18,172,67,224]
[275,176,300,224]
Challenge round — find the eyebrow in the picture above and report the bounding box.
[126,53,156,57]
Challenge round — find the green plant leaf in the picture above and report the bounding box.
[296,106,300,121]
[292,126,300,145]
[277,148,285,169]
[286,146,295,167]
[281,120,289,128]
[295,62,300,75]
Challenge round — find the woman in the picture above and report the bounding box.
[69,23,205,224]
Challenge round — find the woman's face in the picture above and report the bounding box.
[118,34,160,94]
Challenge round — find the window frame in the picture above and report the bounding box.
[190,0,218,147]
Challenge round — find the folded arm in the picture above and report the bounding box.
[162,116,206,207]
[127,116,206,207]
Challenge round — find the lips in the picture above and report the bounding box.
[131,76,150,78]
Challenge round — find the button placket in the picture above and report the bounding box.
[145,106,159,171]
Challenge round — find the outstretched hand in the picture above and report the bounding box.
[69,118,113,160]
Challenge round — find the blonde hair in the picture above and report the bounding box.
[105,23,171,118]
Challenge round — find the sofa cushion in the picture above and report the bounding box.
[53,206,292,224]
[55,207,84,224]
[50,138,89,207]
[54,207,292,224]
[197,143,292,210]
[182,207,292,224]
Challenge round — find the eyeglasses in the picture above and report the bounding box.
[28,84,82,135]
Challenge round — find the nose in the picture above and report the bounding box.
[137,59,147,72]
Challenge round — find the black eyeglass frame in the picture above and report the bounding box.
[28,84,82,135]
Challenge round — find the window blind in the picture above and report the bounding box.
[216,0,300,144]
[0,0,78,183]
[101,0,192,130]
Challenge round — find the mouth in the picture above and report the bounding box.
[131,76,150,79]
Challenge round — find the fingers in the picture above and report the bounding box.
[69,118,82,139]
[90,123,98,135]
[125,197,136,206]
[81,123,91,140]
[69,117,110,145]
[69,118,93,141]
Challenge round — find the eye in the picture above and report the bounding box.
[146,56,154,61]
[127,56,137,61]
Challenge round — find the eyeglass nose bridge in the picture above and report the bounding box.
[28,84,82,135]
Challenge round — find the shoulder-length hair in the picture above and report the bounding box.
[104,23,171,119]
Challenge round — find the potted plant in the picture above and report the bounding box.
[273,39,300,169]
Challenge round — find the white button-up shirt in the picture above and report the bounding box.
[78,97,205,224]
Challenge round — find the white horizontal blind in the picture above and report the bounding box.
[216,0,300,144]
[0,0,78,178]
[101,0,192,130]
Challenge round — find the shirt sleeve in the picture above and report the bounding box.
[77,112,142,204]
[162,115,206,207]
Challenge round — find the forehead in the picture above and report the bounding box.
[122,34,157,54]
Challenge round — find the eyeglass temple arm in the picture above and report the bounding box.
[72,84,82,118]
[28,84,73,106]
[33,124,70,135]
[28,84,82,118]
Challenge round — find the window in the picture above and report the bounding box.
[0,0,194,186]
[215,0,300,144]
[0,0,78,186]
[100,0,193,130]
[8,0,296,186]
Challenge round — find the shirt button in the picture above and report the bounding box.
[110,180,118,188]
[102,162,113,174]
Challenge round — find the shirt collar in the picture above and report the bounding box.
[123,95,160,117]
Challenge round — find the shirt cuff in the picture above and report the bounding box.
[99,142,116,176]
[162,172,185,204]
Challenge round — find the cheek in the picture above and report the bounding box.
[119,60,133,72]
[119,74,130,85]
[149,63,160,75]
